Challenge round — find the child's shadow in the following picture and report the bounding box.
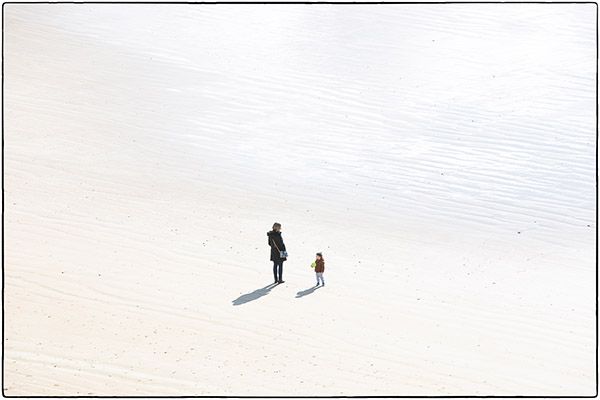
[295,285,321,298]
[232,283,278,306]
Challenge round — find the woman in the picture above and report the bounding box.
[267,222,287,284]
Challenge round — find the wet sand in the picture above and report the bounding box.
[3,4,596,395]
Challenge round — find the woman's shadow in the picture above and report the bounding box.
[232,282,278,306]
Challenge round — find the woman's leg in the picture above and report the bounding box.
[278,261,284,282]
[273,262,278,283]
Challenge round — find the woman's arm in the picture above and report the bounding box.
[280,237,286,251]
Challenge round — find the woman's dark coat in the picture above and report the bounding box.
[267,230,287,262]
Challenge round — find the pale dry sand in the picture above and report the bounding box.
[3,4,596,396]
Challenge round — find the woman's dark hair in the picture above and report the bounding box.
[272,222,281,231]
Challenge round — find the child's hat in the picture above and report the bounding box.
[316,252,323,257]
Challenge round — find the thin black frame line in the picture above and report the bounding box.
[596,3,599,396]
[4,395,597,399]
[1,1,597,398]
[2,2,5,400]
[1,1,599,4]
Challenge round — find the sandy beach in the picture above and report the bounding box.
[3,4,597,396]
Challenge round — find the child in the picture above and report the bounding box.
[312,252,325,286]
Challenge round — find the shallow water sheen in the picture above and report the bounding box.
[7,4,596,248]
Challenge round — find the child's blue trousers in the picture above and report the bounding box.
[316,272,324,285]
